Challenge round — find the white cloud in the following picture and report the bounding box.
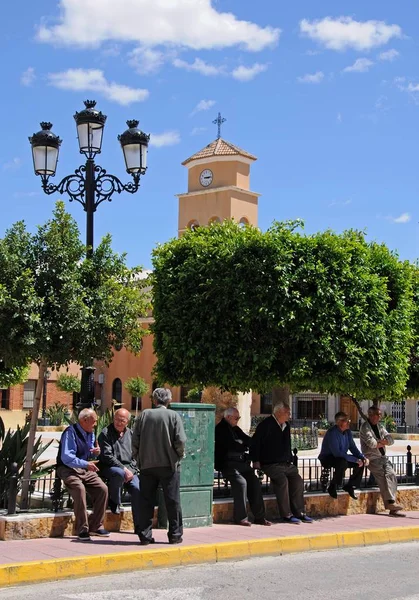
[173,58,225,76]
[328,198,352,207]
[407,83,419,93]
[191,100,216,116]
[191,127,207,136]
[2,157,22,171]
[337,112,342,123]
[386,212,411,224]
[128,46,166,75]
[21,67,36,86]
[149,131,180,147]
[343,58,374,73]
[37,0,280,52]
[297,71,324,84]
[232,63,268,81]
[300,17,402,51]
[47,68,149,105]
[378,48,399,61]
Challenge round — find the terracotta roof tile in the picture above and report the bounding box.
[182,138,257,165]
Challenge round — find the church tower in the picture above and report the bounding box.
[177,114,260,236]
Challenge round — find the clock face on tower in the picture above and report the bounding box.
[199,169,213,187]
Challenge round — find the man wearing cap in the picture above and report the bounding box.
[319,411,368,500]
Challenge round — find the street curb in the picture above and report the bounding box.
[1,526,419,587]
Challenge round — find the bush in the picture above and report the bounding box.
[381,413,397,432]
[46,402,69,426]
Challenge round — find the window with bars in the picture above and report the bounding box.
[23,380,36,409]
[294,394,327,420]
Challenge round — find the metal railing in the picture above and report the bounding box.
[2,447,419,514]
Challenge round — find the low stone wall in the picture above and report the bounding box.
[2,486,419,541]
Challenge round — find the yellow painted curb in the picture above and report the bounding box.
[2,526,419,588]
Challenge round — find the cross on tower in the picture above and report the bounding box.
[212,112,226,139]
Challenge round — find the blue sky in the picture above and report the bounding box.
[1,1,418,269]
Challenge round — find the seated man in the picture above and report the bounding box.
[98,408,141,531]
[215,407,271,527]
[56,408,109,541]
[360,406,403,515]
[251,402,312,524]
[319,411,368,499]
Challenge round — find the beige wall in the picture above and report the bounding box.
[178,189,259,233]
[187,160,250,192]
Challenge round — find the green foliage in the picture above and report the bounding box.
[152,220,415,401]
[381,413,397,433]
[46,402,69,426]
[124,376,149,399]
[0,416,53,508]
[316,415,331,430]
[55,373,81,394]
[0,364,29,388]
[406,263,419,397]
[185,387,202,402]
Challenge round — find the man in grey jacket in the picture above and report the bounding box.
[360,406,403,515]
[132,388,186,545]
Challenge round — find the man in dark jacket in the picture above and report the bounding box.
[98,408,140,531]
[132,388,186,545]
[251,402,312,524]
[215,407,271,526]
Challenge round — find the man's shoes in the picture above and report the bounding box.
[168,537,183,544]
[139,536,155,546]
[77,531,91,541]
[109,500,120,515]
[327,484,338,499]
[89,528,110,537]
[388,504,404,514]
[283,515,301,524]
[237,519,252,527]
[343,485,358,500]
[297,514,313,523]
[254,518,272,526]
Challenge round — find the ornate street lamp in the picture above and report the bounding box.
[29,100,150,409]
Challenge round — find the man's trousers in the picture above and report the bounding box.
[137,466,182,542]
[367,456,397,507]
[261,462,305,518]
[320,456,364,489]
[56,466,108,535]
[222,460,266,523]
[100,465,141,530]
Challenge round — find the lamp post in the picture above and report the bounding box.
[39,369,51,426]
[29,100,150,409]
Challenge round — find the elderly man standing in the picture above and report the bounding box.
[251,402,312,524]
[98,408,141,530]
[215,407,271,527]
[132,388,186,545]
[319,411,368,500]
[56,408,109,541]
[360,406,403,514]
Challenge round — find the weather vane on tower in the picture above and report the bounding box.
[213,112,226,139]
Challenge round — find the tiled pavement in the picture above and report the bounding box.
[1,511,419,565]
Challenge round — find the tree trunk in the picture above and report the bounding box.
[348,395,368,422]
[20,360,46,509]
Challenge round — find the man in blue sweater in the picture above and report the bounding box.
[319,411,369,499]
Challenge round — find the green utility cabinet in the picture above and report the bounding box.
[158,402,215,528]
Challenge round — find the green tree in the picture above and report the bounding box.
[55,373,81,394]
[151,220,414,412]
[0,202,150,507]
[124,376,149,416]
[0,364,30,388]
[406,263,419,397]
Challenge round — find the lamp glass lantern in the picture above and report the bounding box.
[74,100,107,157]
[29,122,61,177]
[118,120,150,175]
